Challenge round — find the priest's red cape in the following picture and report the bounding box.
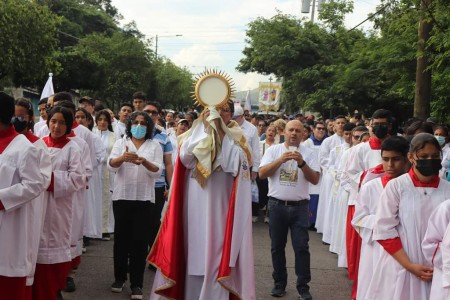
[147,155,253,299]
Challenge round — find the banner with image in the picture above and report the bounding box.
[258,81,282,112]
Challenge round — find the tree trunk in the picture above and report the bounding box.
[414,0,433,119]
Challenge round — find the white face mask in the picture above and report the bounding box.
[435,135,446,146]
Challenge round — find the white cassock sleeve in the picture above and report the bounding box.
[352,180,378,243]
[342,144,365,192]
[318,138,331,169]
[0,144,45,211]
[220,135,242,177]
[422,200,450,268]
[373,179,401,241]
[179,123,208,170]
[53,146,85,199]
[94,134,106,167]
[442,222,450,288]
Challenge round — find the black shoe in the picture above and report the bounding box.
[102,233,111,241]
[57,290,64,300]
[270,286,286,297]
[64,277,76,292]
[130,286,143,299]
[111,281,125,293]
[299,289,312,300]
[83,236,91,247]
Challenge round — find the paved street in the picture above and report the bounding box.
[61,219,351,300]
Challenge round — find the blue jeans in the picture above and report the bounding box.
[268,198,311,293]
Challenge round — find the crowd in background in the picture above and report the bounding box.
[1,88,450,300]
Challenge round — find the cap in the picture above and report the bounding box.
[177,119,189,125]
[233,106,244,119]
[79,96,94,106]
[426,117,437,124]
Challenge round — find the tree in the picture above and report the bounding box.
[0,0,60,87]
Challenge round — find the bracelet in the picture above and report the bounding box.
[298,161,306,168]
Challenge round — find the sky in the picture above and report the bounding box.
[112,0,381,92]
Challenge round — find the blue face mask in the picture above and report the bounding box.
[435,135,445,146]
[131,124,147,139]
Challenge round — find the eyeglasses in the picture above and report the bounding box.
[144,110,159,115]
[258,124,266,127]
[353,135,361,139]
[221,109,231,113]
[316,127,325,131]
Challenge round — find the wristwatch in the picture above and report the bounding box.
[298,161,306,168]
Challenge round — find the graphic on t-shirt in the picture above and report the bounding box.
[279,162,298,186]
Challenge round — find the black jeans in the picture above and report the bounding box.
[268,198,311,293]
[253,175,269,216]
[113,200,153,288]
[149,186,165,249]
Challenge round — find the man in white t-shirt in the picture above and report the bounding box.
[259,120,320,300]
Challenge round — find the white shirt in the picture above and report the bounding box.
[260,143,320,201]
[240,120,260,171]
[114,121,127,141]
[108,137,163,202]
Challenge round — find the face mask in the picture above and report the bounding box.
[372,124,389,139]
[12,117,29,132]
[130,124,146,139]
[435,135,446,146]
[415,159,442,177]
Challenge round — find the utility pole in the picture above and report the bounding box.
[414,0,433,119]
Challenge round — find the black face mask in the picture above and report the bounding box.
[12,117,29,132]
[372,124,389,139]
[415,159,442,177]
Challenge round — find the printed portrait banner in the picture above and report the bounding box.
[258,81,282,112]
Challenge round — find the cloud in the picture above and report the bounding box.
[112,0,381,91]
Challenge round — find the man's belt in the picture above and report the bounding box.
[269,196,308,206]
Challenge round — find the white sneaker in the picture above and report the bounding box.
[264,216,269,224]
[252,216,258,223]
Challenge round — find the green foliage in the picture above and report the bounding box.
[0,0,60,86]
[2,0,193,113]
[238,1,450,122]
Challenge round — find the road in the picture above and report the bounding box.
[61,220,351,300]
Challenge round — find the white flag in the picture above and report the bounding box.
[244,89,251,112]
[40,73,54,100]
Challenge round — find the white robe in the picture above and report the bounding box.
[38,139,85,264]
[83,133,106,238]
[325,143,348,247]
[97,129,116,233]
[352,177,385,300]
[150,123,255,300]
[26,138,52,285]
[0,135,48,277]
[316,134,345,233]
[67,136,92,259]
[367,174,450,300]
[330,146,351,257]
[422,199,450,300]
[442,220,450,291]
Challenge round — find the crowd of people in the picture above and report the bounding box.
[1,88,450,300]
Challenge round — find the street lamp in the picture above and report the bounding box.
[155,34,183,59]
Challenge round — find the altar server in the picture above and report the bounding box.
[0,92,48,300]
[32,107,85,300]
[352,136,409,300]
[367,133,450,300]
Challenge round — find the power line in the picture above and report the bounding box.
[347,2,391,32]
